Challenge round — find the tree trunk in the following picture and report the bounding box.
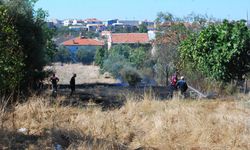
[244,78,248,94]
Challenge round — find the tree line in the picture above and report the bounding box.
[0,0,55,97]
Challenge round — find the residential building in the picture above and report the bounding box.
[63,19,73,26]
[84,18,103,25]
[117,20,140,27]
[103,19,118,26]
[101,32,150,49]
[72,19,85,26]
[63,36,104,53]
[86,24,106,32]
[69,25,88,31]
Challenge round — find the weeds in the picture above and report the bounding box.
[0,94,250,149]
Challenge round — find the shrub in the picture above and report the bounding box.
[121,67,142,86]
[102,54,129,78]
[76,48,95,64]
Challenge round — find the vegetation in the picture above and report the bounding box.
[138,22,148,33]
[76,48,96,64]
[153,12,212,86]
[0,95,250,149]
[100,44,152,85]
[54,46,72,63]
[94,47,108,67]
[180,20,250,82]
[0,0,55,95]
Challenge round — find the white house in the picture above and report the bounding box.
[63,20,73,26]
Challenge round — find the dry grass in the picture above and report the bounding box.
[1,94,250,149]
[44,63,118,84]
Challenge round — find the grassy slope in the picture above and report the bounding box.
[0,94,250,149]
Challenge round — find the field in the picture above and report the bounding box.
[1,64,250,149]
[0,94,250,149]
[44,63,118,84]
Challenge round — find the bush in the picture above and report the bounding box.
[54,46,72,63]
[76,48,95,64]
[102,54,129,78]
[121,67,141,86]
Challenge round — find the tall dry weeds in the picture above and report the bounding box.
[0,94,250,149]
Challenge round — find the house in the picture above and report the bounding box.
[84,18,103,25]
[103,19,118,26]
[72,19,85,26]
[101,32,150,49]
[86,24,106,32]
[69,25,88,31]
[63,36,104,53]
[63,19,73,26]
[117,20,140,27]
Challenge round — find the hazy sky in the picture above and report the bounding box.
[35,0,250,21]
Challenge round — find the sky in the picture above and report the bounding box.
[35,0,250,21]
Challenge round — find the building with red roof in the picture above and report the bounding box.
[63,37,104,46]
[61,36,104,63]
[101,32,150,49]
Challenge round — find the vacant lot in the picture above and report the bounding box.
[45,63,118,84]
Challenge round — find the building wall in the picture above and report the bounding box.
[65,45,102,53]
[65,45,102,62]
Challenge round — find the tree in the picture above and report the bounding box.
[76,48,95,64]
[0,0,55,94]
[180,20,250,82]
[154,12,190,84]
[54,46,72,63]
[109,45,132,59]
[129,47,149,69]
[0,5,24,93]
[139,22,148,33]
[94,47,107,68]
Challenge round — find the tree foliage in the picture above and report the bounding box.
[139,22,148,33]
[76,48,95,64]
[0,5,24,92]
[54,46,72,63]
[180,20,250,82]
[0,0,55,94]
[94,47,107,67]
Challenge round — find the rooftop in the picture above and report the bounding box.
[63,37,104,46]
[111,33,149,44]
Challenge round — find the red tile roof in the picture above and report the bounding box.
[111,33,149,44]
[63,37,104,46]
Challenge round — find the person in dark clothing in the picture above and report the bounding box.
[70,74,76,96]
[176,76,188,97]
[50,73,59,93]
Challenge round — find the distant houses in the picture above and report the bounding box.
[50,18,155,33]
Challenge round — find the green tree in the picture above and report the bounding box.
[0,0,56,94]
[139,22,148,33]
[109,44,132,59]
[129,47,149,69]
[54,46,72,63]
[76,48,95,64]
[94,47,107,68]
[0,5,24,93]
[180,20,250,82]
